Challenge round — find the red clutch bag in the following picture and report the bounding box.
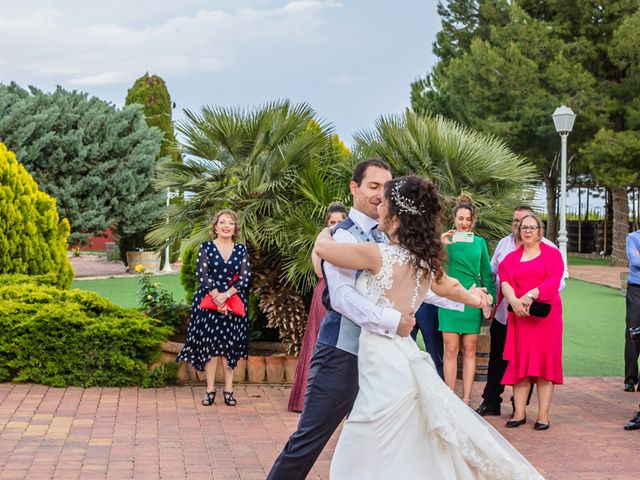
[199,293,245,316]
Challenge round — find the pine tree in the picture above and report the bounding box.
[411,1,640,261]
[0,82,164,248]
[0,143,73,288]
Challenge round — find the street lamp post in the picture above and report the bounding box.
[551,105,576,271]
[164,187,180,273]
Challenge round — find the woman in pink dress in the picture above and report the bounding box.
[498,213,564,431]
[288,202,347,412]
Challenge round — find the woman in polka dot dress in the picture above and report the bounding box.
[177,209,251,407]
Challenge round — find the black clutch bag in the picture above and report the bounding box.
[507,301,551,318]
[629,326,640,342]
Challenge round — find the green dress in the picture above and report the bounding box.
[438,235,496,334]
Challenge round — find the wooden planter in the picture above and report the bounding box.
[214,357,247,383]
[233,359,247,383]
[126,250,161,272]
[265,355,286,383]
[160,342,296,384]
[284,355,299,383]
[246,355,267,383]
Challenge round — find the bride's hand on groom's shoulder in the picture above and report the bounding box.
[315,227,333,243]
[313,228,333,258]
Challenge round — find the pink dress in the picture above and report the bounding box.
[498,243,564,385]
[288,277,327,412]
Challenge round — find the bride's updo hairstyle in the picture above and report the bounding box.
[382,175,445,280]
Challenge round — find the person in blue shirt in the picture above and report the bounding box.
[624,229,640,393]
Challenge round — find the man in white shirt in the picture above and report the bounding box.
[476,205,567,416]
[268,159,492,480]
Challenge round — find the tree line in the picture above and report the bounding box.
[411,0,640,266]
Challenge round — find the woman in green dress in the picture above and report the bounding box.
[439,195,496,405]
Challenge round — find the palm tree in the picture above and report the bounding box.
[147,100,350,353]
[353,111,538,241]
[149,105,536,354]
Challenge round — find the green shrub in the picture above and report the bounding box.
[180,247,197,301]
[136,267,190,331]
[0,143,74,288]
[0,278,172,387]
[0,273,59,287]
[141,361,180,388]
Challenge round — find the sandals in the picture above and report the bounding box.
[223,391,237,406]
[202,390,216,406]
[202,390,236,406]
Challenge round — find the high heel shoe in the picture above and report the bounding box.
[506,416,526,428]
[202,390,216,406]
[223,391,237,406]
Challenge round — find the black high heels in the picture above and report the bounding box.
[223,390,237,406]
[202,390,216,406]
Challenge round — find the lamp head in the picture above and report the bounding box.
[552,105,576,134]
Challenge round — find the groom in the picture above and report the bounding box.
[267,159,491,480]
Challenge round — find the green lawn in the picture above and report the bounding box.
[73,275,625,377]
[567,255,610,266]
[562,278,624,376]
[71,273,186,308]
[411,278,624,377]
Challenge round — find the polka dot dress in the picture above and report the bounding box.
[177,241,251,370]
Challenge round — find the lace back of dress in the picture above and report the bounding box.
[373,244,431,313]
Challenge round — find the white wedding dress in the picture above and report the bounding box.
[330,243,544,480]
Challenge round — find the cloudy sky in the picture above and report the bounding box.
[1,0,441,144]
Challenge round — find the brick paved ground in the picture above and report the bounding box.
[568,264,627,290]
[69,254,127,279]
[34,258,632,478]
[2,378,640,479]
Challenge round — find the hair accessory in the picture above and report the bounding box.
[391,180,423,215]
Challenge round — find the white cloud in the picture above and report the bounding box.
[0,0,341,87]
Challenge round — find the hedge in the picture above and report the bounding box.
[0,277,173,387]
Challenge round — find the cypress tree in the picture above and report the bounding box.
[125,73,180,163]
[123,73,181,263]
[0,143,73,288]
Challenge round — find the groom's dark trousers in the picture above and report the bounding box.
[267,343,358,480]
[411,302,444,379]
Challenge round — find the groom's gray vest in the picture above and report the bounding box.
[316,216,382,355]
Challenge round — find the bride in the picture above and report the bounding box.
[314,176,543,480]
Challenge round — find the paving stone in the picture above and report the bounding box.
[1,381,639,478]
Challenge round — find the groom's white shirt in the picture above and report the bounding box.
[325,208,464,338]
